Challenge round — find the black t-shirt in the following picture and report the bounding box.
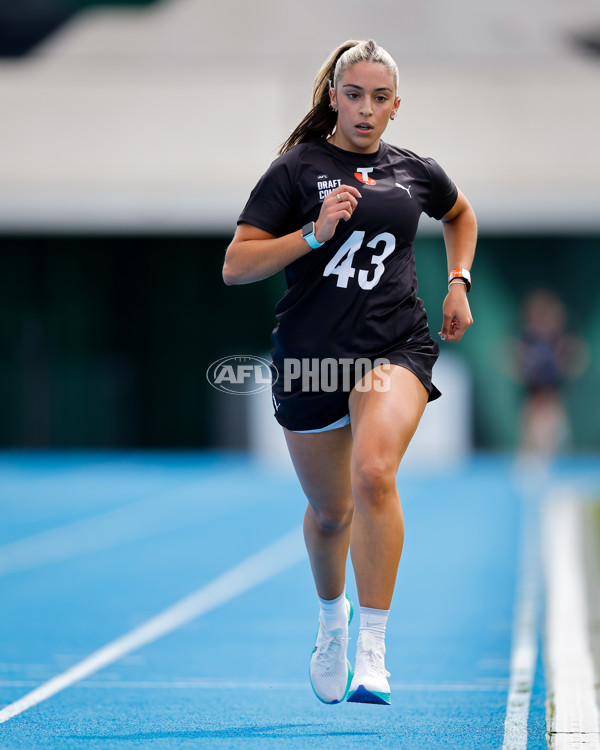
[237,139,457,365]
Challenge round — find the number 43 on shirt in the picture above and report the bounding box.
[323,231,395,290]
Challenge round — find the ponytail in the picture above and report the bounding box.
[278,40,360,155]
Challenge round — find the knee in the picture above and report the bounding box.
[308,500,354,535]
[352,459,397,509]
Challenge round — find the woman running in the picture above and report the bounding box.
[223,39,476,706]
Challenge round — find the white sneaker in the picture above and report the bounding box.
[309,594,353,704]
[347,631,391,705]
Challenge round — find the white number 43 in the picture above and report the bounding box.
[322,230,396,290]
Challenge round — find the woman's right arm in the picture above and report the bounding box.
[222,224,315,286]
[222,184,362,286]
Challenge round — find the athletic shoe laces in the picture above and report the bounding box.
[314,627,349,670]
[357,634,391,680]
[361,646,391,679]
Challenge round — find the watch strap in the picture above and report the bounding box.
[448,267,471,292]
[301,221,324,249]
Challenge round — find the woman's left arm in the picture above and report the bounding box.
[438,188,477,342]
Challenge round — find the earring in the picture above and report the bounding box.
[329,103,337,112]
[390,112,396,120]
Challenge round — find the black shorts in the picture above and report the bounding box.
[270,330,441,432]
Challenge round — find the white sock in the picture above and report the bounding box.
[318,591,347,631]
[359,606,389,647]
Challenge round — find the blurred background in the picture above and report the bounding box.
[0,0,599,455]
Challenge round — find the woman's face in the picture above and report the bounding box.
[329,61,400,154]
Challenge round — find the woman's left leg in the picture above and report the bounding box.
[349,364,429,608]
[346,363,429,704]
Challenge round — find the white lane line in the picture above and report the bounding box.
[502,490,542,750]
[544,490,600,749]
[0,476,245,577]
[0,525,305,724]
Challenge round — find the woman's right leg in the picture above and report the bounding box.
[283,424,354,601]
[283,424,355,704]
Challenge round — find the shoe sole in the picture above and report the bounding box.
[309,593,354,705]
[347,684,391,705]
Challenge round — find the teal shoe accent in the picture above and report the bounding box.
[345,592,354,627]
[347,684,391,705]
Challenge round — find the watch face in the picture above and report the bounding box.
[302,222,314,238]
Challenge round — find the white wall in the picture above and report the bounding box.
[1,0,600,232]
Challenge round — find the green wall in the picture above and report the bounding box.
[0,233,598,450]
[415,234,600,450]
[0,236,283,447]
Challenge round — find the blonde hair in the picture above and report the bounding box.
[279,39,399,155]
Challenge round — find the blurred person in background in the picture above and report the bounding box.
[515,289,588,458]
[223,39,476,707]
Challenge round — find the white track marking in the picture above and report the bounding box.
[0,525,305,724]
[502,460,548,750]
[0,477,246,577]
[502,489,542,750]
[544,490,600,748]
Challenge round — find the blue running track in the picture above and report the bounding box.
[0,452,596,748]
